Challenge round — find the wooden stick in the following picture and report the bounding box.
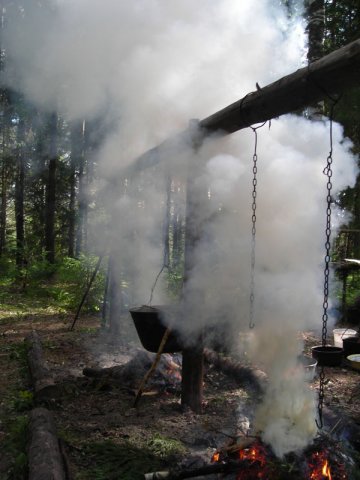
[144,458,261,480]
[133,328,171,407]
[70,255,103,330]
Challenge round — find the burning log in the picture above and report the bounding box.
[28,407,67,480]
[25,330,60,402]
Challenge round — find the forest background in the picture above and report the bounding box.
[0,0,359,326]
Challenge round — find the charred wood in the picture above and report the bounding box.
[144,458,261,480]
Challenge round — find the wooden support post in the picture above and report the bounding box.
[181,120,206,413]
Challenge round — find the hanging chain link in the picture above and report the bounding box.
[316,100,337,430]
[249,122,267,329]
[249,131,258,329]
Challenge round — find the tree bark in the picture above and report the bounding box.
[44,112,58,264]
[305,0,325,63]
[108,255,123,336]
[0,157,7,256]
[68,121,84,257]
[15,118,26,267]
[0,96,11,256]
[28,407,67,480]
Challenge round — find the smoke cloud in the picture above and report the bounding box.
[4,0,358,458]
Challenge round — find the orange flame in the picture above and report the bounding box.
[211,452,220,463]
[309,451,333,480]
[322,460,332,480]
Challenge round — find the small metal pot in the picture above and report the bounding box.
[129,305,183,353]
[311,345,343,367]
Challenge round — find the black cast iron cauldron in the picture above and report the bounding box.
[311,345,343,367]
[343,336,360,356]
[129,305,183,353]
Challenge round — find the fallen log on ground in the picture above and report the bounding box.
[25,330,60,402]
[203,348,266,393]
[28,407,67,480]
[144,458,261,479]
[83,350,182,392]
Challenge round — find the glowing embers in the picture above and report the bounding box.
[211,438,349,479]
[211,438,275,479]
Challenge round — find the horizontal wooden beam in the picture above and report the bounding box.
[200,39,360,134]
[125,39,360,176]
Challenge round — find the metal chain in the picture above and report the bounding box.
[316,100,337,430]
[249,122,267,329]
[249,132,258,329]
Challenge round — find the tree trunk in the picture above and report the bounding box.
[15,118,25,267]
[305,0,325,63]
[181,120,206,413]
[75,121,87,256]
[44,112,58,264]
[68,121,84,257]
[305,0,325,118]
[0,96,10,256]
[0,159,6,256]
[108,255,123,336]
[164,175,172,267]
[28,407,67,480]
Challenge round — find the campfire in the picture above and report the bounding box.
[210,436,349,479]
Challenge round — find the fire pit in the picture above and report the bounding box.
[129,305,183,353]
[209,436,350,479]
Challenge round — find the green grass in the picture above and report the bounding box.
[76,441,166,480]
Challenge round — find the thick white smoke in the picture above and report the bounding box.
[4,0,358,458]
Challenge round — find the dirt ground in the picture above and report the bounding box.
[0,312,359,479]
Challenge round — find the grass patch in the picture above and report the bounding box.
[146,433,187,458]
[76,440,166,480]
[1,415,29,480]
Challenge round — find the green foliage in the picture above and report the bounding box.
[166,268,184,300]
[11,390,34,413]
[146,433,187,458]
[55,255,105,312]
[2,415,29,480]
[0,254,105,316]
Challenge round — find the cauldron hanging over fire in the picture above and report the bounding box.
[129,305,183,353]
